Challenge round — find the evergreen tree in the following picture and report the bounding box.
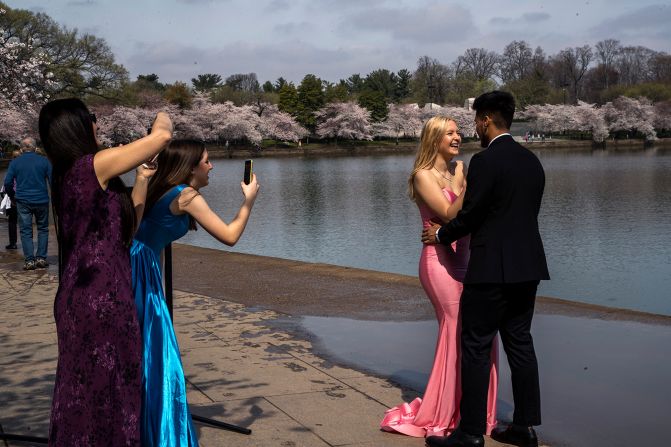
[363,69,397,100]
[191,73,222,92]
[296,74,325,131]
[358,90,388,122]
[274,77,288,92]
[278,82,299,116]
[395,69,412,101]
[325,80,349,103]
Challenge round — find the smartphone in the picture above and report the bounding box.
[142,153,159,169]
[243,159,253,185]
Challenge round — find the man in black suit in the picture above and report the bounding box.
[422,91,549,447]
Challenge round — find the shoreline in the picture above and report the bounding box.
[199,137,671,159]
[168,243,671,326]
[0,224,667,325]
[1,137,668,168]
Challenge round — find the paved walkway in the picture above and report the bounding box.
[0,247,519,447]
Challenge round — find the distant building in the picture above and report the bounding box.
[464,98,475,110]
[423,102,442,111]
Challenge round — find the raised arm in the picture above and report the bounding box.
[177,175,260,246]
[93,112,172,189]
[131,164,157,233]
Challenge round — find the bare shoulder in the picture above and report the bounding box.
[176,186,203,208]
[178,185,199,198]
[413,168,434,184]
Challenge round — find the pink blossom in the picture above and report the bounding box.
[315,102,373,140]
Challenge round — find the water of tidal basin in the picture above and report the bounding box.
[176,147,671,316]
[287,312,671,447]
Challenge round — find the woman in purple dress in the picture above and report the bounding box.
[38,98,172,446]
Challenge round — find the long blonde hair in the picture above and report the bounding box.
[408,115,455,200]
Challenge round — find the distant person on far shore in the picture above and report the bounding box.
[380,116,498,439]
[3,137,52,269]
[131,139,259,446]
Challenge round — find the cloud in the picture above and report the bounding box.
[267,0,291,13]
[176,0,230,4]
[66,0,97,5]
[589,4,671,40]
[489,16,512,26]
[123,39,416,84]
[522,12,550,22]
[490,11,550,27]
[273,21,314,35]
[339,3,477,43]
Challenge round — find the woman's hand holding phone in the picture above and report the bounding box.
[136,162,157,180]
[142,153,159,169]
[241,173,259,204]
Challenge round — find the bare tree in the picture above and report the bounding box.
[225,73,261,92]
[555,45,593,104]
[499,40,534,84]
[412,56,452,105]
[649,52,671,83]
[454,48,500,81]
[595,39,621,89]
[615,46,656,85]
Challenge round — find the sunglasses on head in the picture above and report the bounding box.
[89,113,97,124]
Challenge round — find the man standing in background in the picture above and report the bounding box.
[3,137,52,270]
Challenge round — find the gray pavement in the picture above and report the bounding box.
[0,245,519,447]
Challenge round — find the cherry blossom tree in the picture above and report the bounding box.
[522,103,578,135]
[259,104,308,143]
[572,101,609,142]
[522,102,609,141]
[0,7,53,143]
[217,103,263,144]
[96,106,150,146]
[653,101,671,133]
[373,103,423,142]
[421,104,476,138]
[602,96,656,140]
[0,9,53,105]
[315,102,373,141]
[0,99,36,142]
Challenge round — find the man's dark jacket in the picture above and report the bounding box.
[439,134,550,284]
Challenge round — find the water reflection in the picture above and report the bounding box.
[289,312,671,447]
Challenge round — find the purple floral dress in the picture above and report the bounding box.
[49,154,141,446]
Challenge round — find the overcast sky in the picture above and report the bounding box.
[9,0,671,84]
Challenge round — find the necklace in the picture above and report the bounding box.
[433,166,452,183]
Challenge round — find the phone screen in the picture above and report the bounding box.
[244,159,253,185]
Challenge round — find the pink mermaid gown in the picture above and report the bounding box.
[381,188,498,437]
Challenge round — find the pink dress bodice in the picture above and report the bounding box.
[417,188,470,282]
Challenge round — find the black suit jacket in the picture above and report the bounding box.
[438,134,550,284]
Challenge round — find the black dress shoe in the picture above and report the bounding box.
[490,424,538,447]
[425,428,484,447]
[5,243,17,249]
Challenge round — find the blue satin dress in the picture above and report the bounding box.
[131,184,199,446]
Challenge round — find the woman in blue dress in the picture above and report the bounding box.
[130,139,259,446]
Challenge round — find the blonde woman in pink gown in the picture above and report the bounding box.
[381,116,498,438]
